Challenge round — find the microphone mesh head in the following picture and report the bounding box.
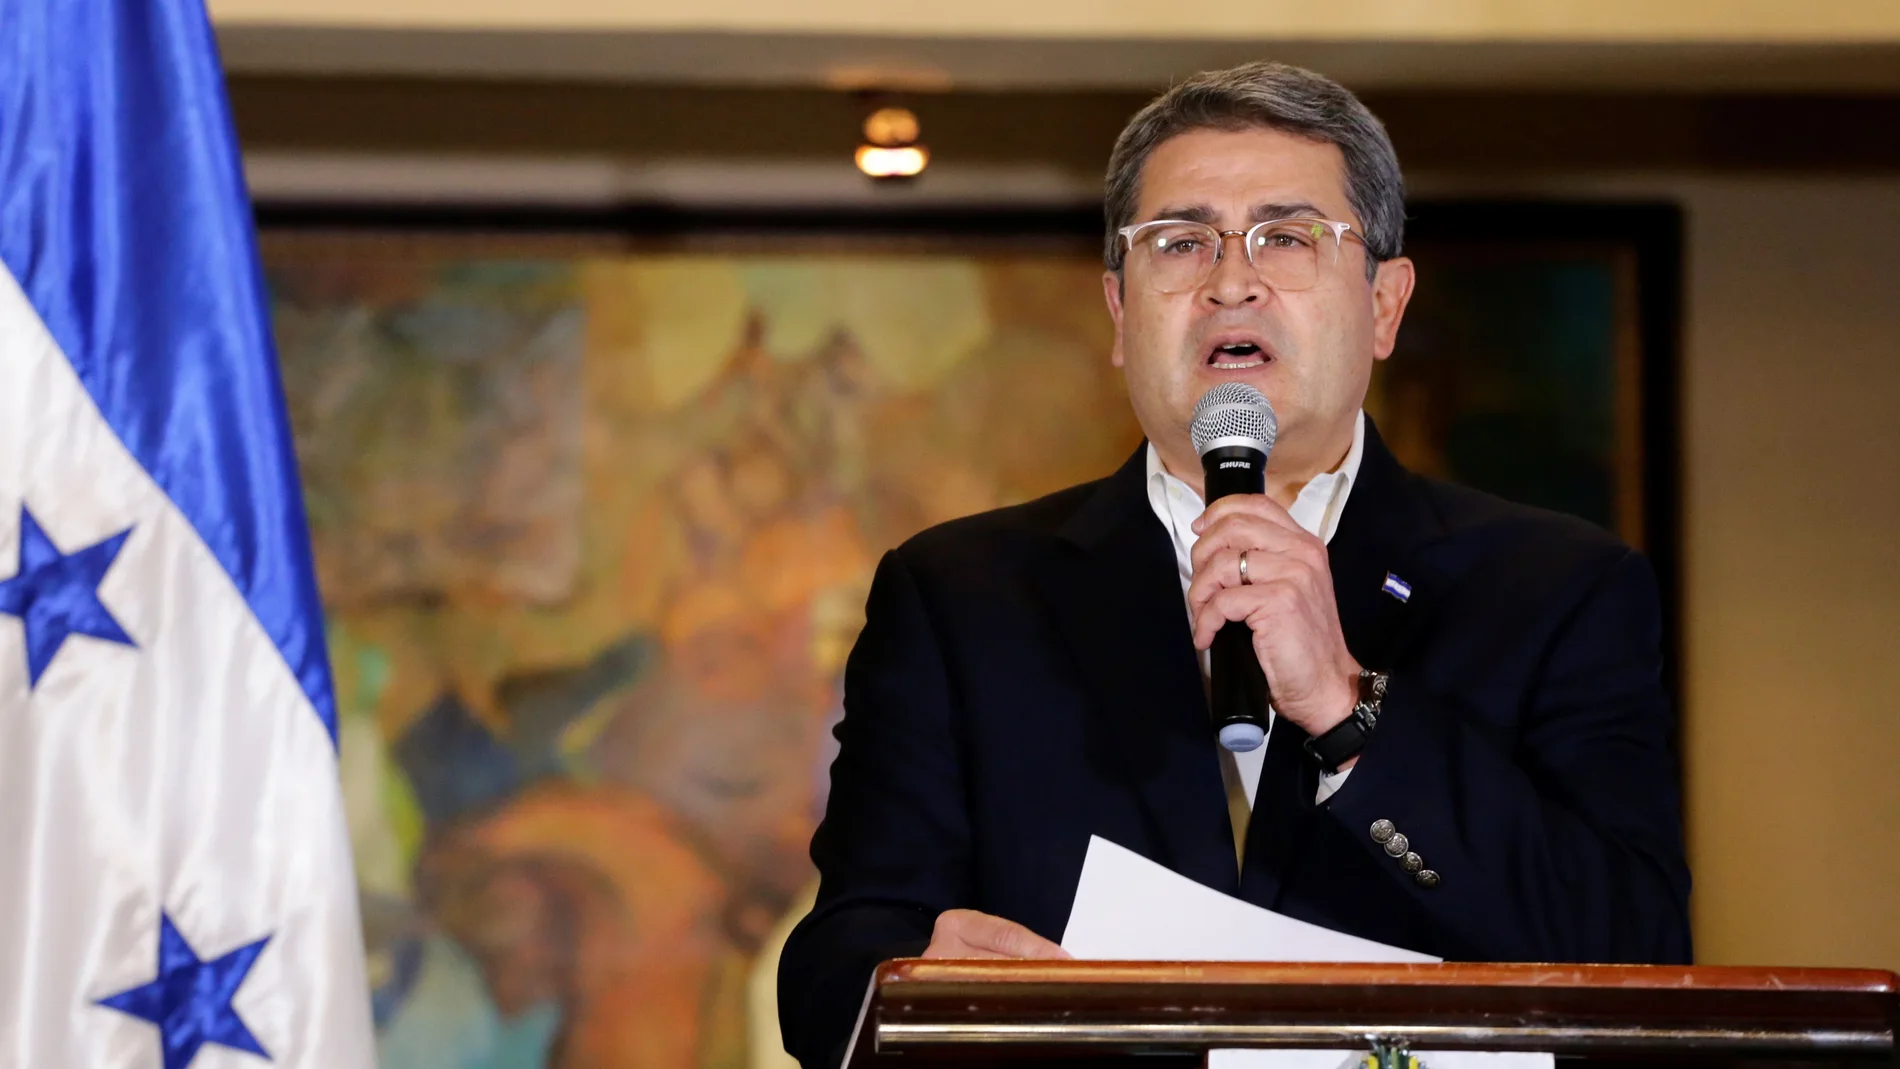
[1190,382,1277,457]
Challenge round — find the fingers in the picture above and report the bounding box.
[924,909,1072,960]
[958,910,1071,959]
[1187,545,1283,618]
[1189,501,1323,578]
[1187,541,1329,626]
[922,941,1013,960]
[1191,578,1304,650]
[1192,494,1306,540]
[1186,497,1329,623]
[1192,511,1320,567]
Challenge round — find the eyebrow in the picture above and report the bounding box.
[1149,204,1219,225]
[1144,201,1331,226]
[1252,201,1326,222]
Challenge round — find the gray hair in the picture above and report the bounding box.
[1103,62,1405,278]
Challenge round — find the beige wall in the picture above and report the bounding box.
[1677,179,1900,969]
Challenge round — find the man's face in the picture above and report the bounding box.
[1103,125,1415,480]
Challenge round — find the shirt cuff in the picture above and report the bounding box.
[1315,765,1354,805]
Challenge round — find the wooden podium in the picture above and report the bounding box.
[845,960,1899,1067]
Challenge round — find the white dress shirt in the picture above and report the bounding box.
[1145,411,1366,858]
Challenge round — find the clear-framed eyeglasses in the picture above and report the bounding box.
[1117,217,1366,294]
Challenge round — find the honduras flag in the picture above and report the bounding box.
[0,1,375,1065]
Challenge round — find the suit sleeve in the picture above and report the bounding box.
[1324,548,1693,964]
[778,548,973,1069]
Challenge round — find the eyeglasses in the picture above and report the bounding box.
[1117,218,1365,294]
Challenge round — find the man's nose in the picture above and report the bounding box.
[1203,231,1266,305]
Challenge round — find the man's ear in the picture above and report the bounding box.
[1369,256,1416,362]
[1102,270,1127,368]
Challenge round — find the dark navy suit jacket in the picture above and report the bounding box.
[778,422,1692,1069]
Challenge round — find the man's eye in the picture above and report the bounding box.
[1157,239,1204,255]
[1259,230,1315,250]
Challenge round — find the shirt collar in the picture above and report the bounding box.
[1145,409,1365,547]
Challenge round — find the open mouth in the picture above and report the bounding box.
[1207,340,1270,371]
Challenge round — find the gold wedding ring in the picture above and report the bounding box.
[1239,550,1252,585]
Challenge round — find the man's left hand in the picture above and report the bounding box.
[1187,494,1361,740]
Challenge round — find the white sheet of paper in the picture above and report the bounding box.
[1061,836,1552,1069]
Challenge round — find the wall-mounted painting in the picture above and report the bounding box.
[258,201,1677,1069]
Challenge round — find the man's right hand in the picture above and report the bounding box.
[921,909,1072,960]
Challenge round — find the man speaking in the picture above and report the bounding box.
[778,61,1692,1068]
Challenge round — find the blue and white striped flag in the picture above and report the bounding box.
[0,1,375,1065]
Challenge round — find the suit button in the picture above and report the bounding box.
[1400,851,1424,873]
[1383,833,1409,857]
[1370,820,1396,843]
[1416,869,1441,889]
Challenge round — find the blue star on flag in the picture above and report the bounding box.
[97,913,273,1069]
[0,504,136,687]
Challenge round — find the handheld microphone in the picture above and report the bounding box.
[1189,383,1278,753]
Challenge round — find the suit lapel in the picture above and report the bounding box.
[1240,419,1446,904]
[1328,420,1442,673]
[1033,445,1240,897]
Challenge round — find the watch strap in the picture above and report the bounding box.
[1303,669,1387,774]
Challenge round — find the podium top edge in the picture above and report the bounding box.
[875,959,1900,995]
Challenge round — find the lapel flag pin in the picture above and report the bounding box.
[1382,572,1413,603]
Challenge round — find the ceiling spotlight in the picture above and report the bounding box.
[856,144,928,179]
[856,103,927,181]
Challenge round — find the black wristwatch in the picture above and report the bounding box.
[1303,669,1388,774]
